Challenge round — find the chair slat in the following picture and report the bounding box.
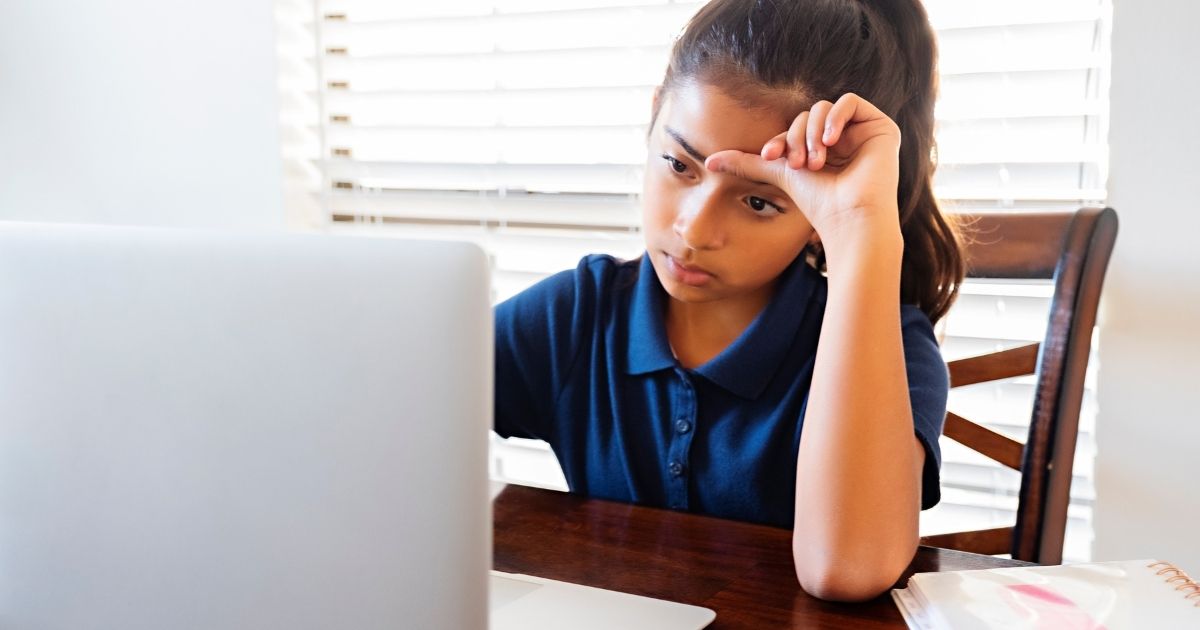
[948,343,1039,388]
[943,412,1025,470]
[921,526,1014,557]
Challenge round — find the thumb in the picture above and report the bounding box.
[705,149,786,187]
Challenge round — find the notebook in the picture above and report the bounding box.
[892,559,1200,629]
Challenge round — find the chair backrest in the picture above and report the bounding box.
[920,207,1119,564]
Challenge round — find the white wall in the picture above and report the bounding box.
[0,1,283,229]
[1095,1,1200,570]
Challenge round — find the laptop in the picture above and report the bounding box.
[0,222,714,629]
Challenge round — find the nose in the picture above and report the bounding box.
[673,187,726,251]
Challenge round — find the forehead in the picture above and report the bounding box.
[656,81,795,155]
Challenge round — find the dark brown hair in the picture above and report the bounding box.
[652,0,964,323]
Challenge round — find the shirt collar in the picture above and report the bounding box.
[694,256,820,399]
[625,255,677,375]
[624,253,822,400]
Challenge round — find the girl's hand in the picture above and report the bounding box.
[705,93,902,246]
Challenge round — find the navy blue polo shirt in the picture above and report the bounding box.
[494,253,947,529]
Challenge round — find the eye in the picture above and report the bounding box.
[661,154,689,174]
[746,195,784,216]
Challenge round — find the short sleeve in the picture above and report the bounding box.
[900,304,950,510]
[493,260,591,442]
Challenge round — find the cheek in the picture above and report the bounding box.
[773,223,811,253]
[738,223,810,272]
[766,227,811,261]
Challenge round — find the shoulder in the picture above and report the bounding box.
[899,305,942,359]
[576,253,642,294]
[899,304,949,388]
[900,304,938,342]
[493,253,640,416]
[495,253,640,329]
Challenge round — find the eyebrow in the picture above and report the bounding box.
[662,125,777,189]
[664,126,708,163]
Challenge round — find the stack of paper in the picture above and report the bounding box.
[892,559,1199,629]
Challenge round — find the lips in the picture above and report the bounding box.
[664,253,714,286]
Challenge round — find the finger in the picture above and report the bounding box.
[786,111,809,169]
[706,149,784,187]
[806,100,833,171]
[761,131,788,161]
[823,92,888,147]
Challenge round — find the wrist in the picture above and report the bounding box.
[817,212,903,270]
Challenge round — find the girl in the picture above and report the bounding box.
[494,0,963,602]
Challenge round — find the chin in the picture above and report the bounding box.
[662,284,712,302]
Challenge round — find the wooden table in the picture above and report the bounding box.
[493,484,1032,629]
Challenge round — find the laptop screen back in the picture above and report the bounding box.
[0,224,491,629]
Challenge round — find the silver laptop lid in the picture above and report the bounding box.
[0,223,491,629]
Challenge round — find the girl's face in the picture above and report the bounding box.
[642,81,817,306]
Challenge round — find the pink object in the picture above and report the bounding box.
[1004,584,1109,630]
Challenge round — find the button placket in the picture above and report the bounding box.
[666,368,696,510]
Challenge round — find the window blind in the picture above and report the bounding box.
[278,0,1111,562]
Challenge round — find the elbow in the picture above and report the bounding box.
[792,543,913,603]
[794,565,898,603]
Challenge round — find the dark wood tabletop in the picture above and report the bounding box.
[493,484,1033,629]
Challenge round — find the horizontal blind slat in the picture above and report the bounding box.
[320,6,697,56]
[326,163,641,195]
[320,0,696,24]
[924,0,1102,30]
[325,182,1107,204]
[327,190,641,229]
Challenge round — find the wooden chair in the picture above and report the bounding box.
[919,207,1119,565]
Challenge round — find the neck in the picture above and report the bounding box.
[665,281,776,369]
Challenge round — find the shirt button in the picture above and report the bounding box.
[668,460,685,477]
[674,419,692,434]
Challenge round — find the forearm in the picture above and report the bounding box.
[792,223,922,601]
